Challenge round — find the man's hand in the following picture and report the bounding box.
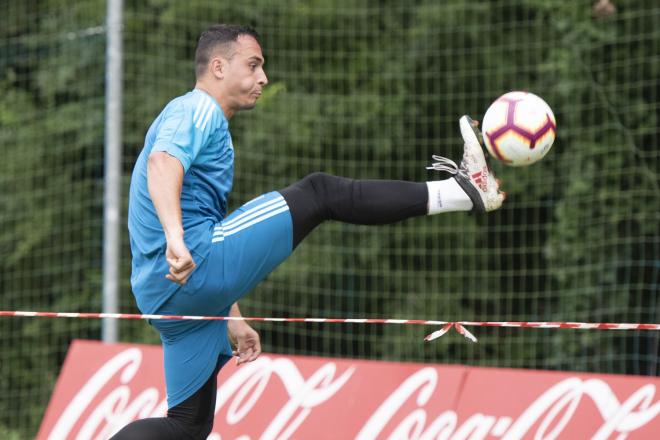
[165,236,196,284]
[228,320,262,365]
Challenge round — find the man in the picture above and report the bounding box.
[113,24,504,439]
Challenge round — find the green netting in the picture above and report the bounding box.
[1,1,659,437]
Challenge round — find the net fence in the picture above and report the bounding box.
[1,0,658,437]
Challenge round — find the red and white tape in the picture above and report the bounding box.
[1,311,658,343]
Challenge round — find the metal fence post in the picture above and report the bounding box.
[102,0,123,343]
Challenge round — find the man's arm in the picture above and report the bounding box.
[228,303,262,365]
[147,151,196,284]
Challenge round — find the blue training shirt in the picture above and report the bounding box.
[128,89,234,313]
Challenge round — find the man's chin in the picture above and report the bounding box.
[239,101,258,111]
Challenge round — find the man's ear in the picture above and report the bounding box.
[209,57,225,80]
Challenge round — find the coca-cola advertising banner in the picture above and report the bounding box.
[38,340,659,439]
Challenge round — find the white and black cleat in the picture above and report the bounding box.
[426,115,505,213]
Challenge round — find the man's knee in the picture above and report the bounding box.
[165,368,218,439]
[164,406,214,439]
[109,417,192,440]
[162,413,213,440]
[280,172,346,247]
[297,172,341,196]
[185,419,213,440]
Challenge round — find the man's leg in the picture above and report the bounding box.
[110,357,225,440]
[212,115,504,299]
[280,174,430,248]
[280,116,504,248]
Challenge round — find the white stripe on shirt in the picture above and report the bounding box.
[194,97,212,128]
[192,95,210,123]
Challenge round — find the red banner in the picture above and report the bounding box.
[38,340,660,439]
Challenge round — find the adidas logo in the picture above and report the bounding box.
[471,168,489,192]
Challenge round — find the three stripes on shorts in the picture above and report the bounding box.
[212,195,289,243]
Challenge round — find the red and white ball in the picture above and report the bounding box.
[481,91,557,166]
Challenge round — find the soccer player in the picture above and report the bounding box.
[112,24,504,439]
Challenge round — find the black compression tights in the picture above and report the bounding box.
[111,174,428,439]
[280,172,429,248]
[109,361,221,440]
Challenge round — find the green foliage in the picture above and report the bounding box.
[1,0,658,437]
[0,0,105,434]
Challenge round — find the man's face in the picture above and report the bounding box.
[220,35,268,113]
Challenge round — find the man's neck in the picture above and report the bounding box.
[194,82,233,119]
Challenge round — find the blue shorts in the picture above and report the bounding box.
[152,191,293,407]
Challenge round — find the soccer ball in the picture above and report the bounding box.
[481,91,556,166]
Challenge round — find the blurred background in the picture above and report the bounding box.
[1,0,658,437]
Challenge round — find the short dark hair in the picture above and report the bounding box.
[195,24,261,78]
